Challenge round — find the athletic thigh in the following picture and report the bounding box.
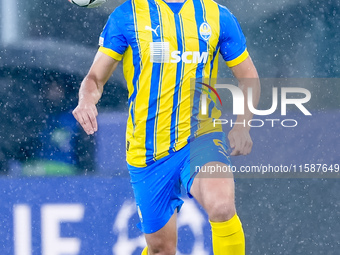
[190,162,236,222]
[180,132,236,221]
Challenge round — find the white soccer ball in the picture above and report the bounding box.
[68,0,106,8]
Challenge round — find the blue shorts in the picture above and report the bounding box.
[127,132,232,234]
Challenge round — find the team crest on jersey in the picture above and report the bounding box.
[199,22,212,41]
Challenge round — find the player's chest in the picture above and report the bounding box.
[125,11,219,63]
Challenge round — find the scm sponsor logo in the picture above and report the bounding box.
[170,51,208,64]
[149,42,208,64]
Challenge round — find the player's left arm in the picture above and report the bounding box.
[228,55,260,156]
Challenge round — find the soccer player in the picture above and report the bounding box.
[72,0,260,254]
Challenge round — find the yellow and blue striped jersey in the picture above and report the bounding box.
[99,0,249,167]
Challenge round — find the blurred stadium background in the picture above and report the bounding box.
[0,0,339,254]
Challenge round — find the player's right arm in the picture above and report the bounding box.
[72,51,119,135]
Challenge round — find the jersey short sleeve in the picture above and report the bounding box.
[98,9,128,61]
[219,6,249,67]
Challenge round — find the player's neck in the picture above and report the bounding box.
[163,0,185,3]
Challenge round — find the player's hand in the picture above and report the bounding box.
[228,126,253,156]
[72,99,98,135]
